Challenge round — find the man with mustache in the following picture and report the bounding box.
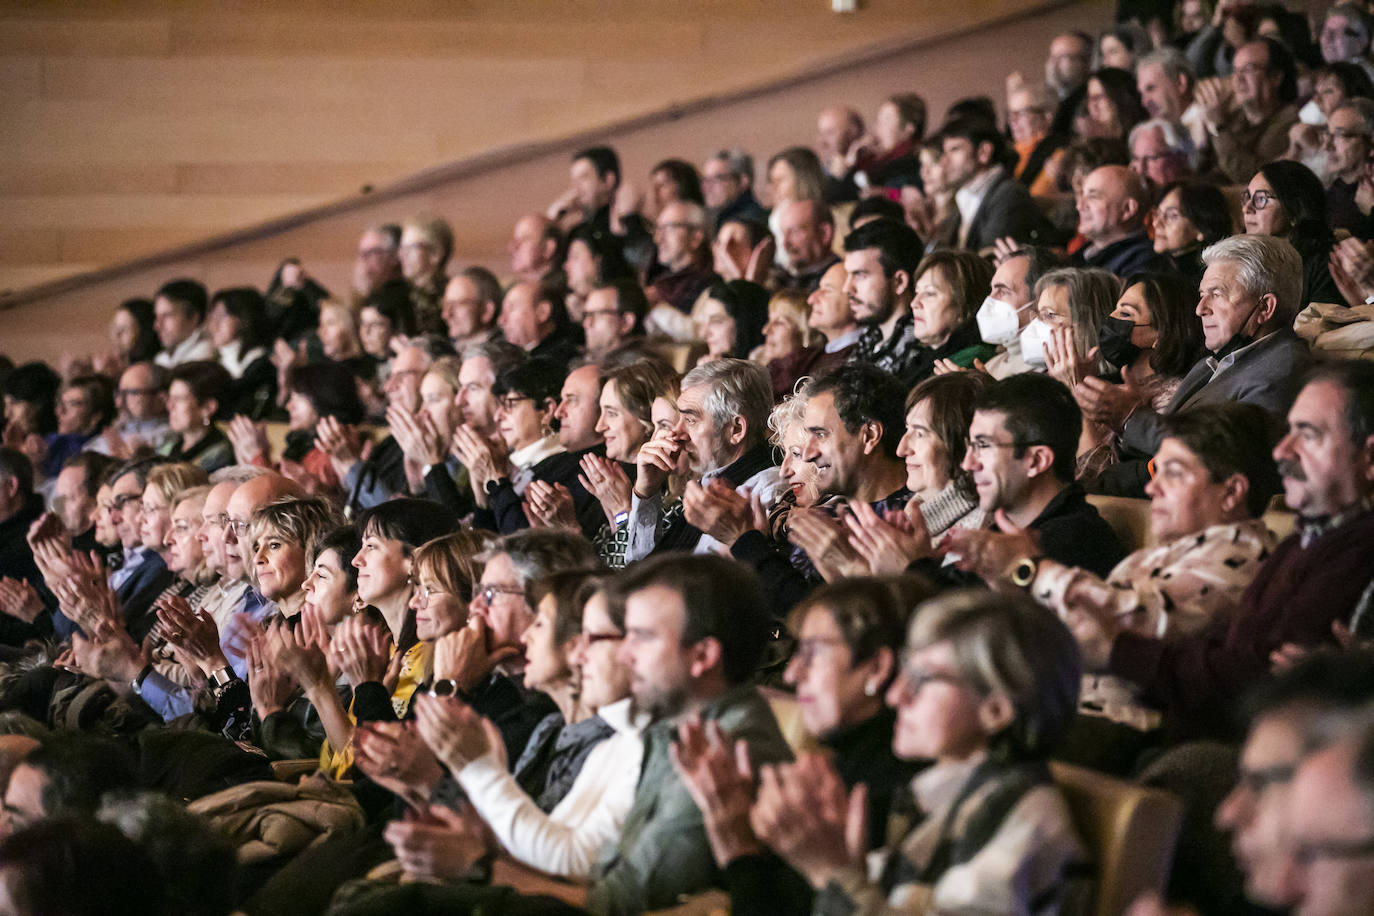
[1100,360,1374,739]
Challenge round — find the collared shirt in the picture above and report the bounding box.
[153,325,216,369]
[1297,496,1374,548]
[509,434,567,496]
[954,166,1005,249]
[109,545,155,593]
[823,327,864,354]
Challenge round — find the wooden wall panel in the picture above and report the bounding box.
[0,0,1111,343]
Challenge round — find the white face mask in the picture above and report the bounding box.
[1020,317,1053,368]
[975,296,1030,346]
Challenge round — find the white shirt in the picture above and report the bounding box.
[824,327,864,353]
[954,166,1005,249]
[455,698,649,879]
[154,325,216,369]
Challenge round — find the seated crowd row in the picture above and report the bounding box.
[2,7,1374,916]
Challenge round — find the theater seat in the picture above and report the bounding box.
[1050,761,1184,916]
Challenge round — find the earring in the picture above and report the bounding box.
[864,681,878,697]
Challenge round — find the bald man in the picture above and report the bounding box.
[776,199,840,293]
[1069,165,1174,277]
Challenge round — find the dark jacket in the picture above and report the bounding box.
[941,171,1059,253]
[1069,232,1175,278]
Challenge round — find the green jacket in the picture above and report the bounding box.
[587,684,794,915]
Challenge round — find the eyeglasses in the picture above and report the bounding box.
[1240,189,1276,210]
[894,664,972,699]
[965,437,1027,455]
[790,636,848,668]
[496,395,532,412]
[1153,207,1185,224]
[224,517,250,537]
[413,583,446,605]
[1320,127,1371,143]
[1233,762,1295,795]
[478,584,525,605]
[110,493,141,511]
[1232,63,1271,79]
[581,308,621,323]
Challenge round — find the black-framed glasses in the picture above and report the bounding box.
[1241,189,1276,210]
[965,437,1022,456]
[894,664,973,698]
[496,395,532,412]
[110,493,141,511]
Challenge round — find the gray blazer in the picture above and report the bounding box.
[1121,328,1311,456]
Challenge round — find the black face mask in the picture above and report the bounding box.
[1097,315,1145,368]
[1213,297,1266,360]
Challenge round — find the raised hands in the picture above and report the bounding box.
[50,552,119,635]
[247,631,297,720]
[579,453,633,525]
[843,500,935,576]
[942,510,1041,589]
[414,692,505,774]
[1075,367,1145,432]
[787,508,867,582]
[450,425,507,507]
[315,415,365,475]
[1329,237,1374,305]
[523,480,579,531]
[751,753,868,889]
[1044,325,1093,390]
[329,615,392,687]
[263,617,331,692]
[682,480,766,548]
[225,415,272,466]
[353,721,445,809]
[383,804,494,884]
[670,716,762,865]
[0,577,44,625]
[1194,76,1234,130]
[388,404,446,468]
[157,595,228,676]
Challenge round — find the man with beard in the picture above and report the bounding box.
[844,219,923,388]
[773,199,839,294]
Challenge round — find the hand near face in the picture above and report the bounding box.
[1075,371,1145,431]
[329,615,392,687]
[433,616,522,693]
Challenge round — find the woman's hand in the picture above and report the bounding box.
[787,509,867,582]
[353,721,445,808]
[523,480,579,531]
[414,693,504,774]
[751,753,868,889]
[682,480,765,548]
[388,405,446,468]
[1044,325,1094,390]
[329,615,392,687]
[226,414,271,465]
[0,577,44,625]
[633,437,680,500]
[315,415,364,476]
[264,617,331,691]
[383,805,493,884]
[247,633,297,720]
[579,453,633,525]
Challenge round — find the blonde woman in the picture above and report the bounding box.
[753,289,823,401]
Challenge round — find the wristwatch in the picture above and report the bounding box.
[131,663,154,693]
[209,666,237,689]
[1010,556,1043,590]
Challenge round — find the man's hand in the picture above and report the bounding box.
[787,508,867,582]
[1330,237,1374,304]
[433,616,521,692]
[842,500,934,576]
[1194,76,1234,129]
[671,716,762,865]
[633,436,681,499]
[226,415,270,465]
[751,754,867,889]
[523,480,579,531]
[315,415,364,478]
[0,578,44,625]
[942,510,1041,588]
[681,480,759,548]
[157,595,229,676]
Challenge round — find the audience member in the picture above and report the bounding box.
[844,218,923,386]
[1243,159,1345,307]
[581,279,646,361]
[932,116,1057,252]
[440,266,503,352]
[160,361,234,473]
[695,280,769,365]
[1136,46,1207,148]
[1320,99,1374,236]
[1199,38,1300,183]
[1152,179,1235,291]
[508,213,564,287]
[1083,235,1310,496]
[351,224,403,302]
[151,279,216,369]
[806,261,859,371]
[1070,165,1172,276]
[648,201,717,314]
[701,148,767,231]
[773,200,839,294]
